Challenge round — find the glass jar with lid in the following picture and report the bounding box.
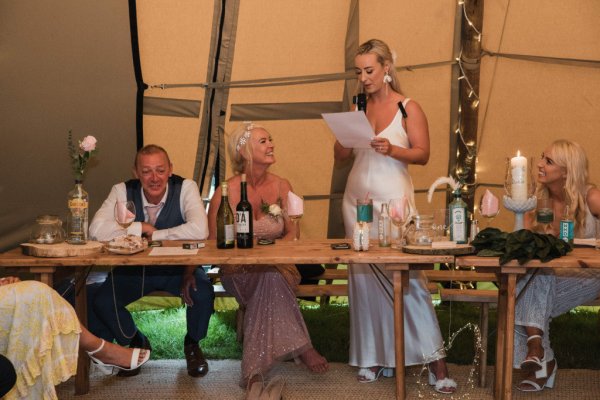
[30,215,65,244]
[406,214,435,246]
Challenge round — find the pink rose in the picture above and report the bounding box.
[80,136,97,152]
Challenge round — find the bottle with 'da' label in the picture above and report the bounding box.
[235,174,254,248]
[216,181,235,249]
[449,189,467,244]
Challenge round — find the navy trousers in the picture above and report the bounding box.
[90,266,214,345]
[0,354,16,397]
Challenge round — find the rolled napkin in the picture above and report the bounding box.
[287,191,304,216]
[481,189,499,216]
[390,196,409,222]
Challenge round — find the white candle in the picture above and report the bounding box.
[511,151,528,201]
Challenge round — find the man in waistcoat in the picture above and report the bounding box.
[89,144,214,378]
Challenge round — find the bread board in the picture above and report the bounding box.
[402,244,475,255]
[21,241,103,257]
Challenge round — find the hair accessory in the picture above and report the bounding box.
[236,122,254,152]
[383,72,392,84]
[391,50,397,64]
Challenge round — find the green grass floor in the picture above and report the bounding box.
[131,300,600,369]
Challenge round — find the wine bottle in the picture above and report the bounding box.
[235,174,254,248]
[66,180,89,244]
[449,188,467,244]
[216,181,235,249]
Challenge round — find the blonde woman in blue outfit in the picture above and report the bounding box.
[515,139,600,392]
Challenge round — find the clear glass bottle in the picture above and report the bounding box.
[469,218,480,243]
[66,180,88,244]
[216,182,235,249]
[378,203,391,247]
[235,174,254,248]
[449,188,467,244]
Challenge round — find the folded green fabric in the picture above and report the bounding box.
[471,227,572,265]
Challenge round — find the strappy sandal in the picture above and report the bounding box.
[520,335,547,375]
[87,339,151,375]
[357,366,393,383]
[517,360,557,392]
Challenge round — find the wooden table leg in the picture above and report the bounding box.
[393,271,406,400]
[495,274,508,399]
[501,273,517,400]
[30,267,55,287]
[74,271,90,395]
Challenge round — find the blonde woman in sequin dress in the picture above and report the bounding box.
[0,277,150,400]
[207,123,329,389]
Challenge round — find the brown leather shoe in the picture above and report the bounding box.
[184,343,209,377]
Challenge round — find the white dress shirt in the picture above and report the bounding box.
[89,179,208,241]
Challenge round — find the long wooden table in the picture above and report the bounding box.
[456,247,600,400]
[0,239,454,399]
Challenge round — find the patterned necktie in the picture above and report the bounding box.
[145,203,163,226]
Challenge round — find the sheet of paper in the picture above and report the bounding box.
[149,247,199,256]
[322,111,375,149]
[574,238,596,247]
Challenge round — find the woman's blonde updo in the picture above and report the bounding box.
[356,38,401,94]
[228,121,265,175]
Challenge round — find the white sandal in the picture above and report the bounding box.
[87,339,151,375]
[517,360,557,392]
[520,335,547,375]
[357,367,393,383]
[428,369,458,394]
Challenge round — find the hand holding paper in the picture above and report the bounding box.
[322,111,375,149]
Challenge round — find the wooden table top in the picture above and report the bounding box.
[0,239,455,268]
[456,246,600,269]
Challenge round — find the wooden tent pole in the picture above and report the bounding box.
[448,0,484,212]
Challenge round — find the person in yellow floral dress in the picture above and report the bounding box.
[0,277,150,400]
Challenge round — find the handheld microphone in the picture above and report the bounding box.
[397,101,407,119]
[357,93,367,113]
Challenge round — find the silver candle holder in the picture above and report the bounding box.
[502,195,536,231]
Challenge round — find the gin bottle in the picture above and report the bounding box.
[449,189,467,244]
[66,180,88,244]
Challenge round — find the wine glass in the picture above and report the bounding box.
[388,198,411,248]
[114,201,136,229]
[478,190,500,228]
[287,192,304,241]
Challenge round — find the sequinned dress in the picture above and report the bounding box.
[0,281,81,400]
[220,216,312,385]
[343,100,446,368]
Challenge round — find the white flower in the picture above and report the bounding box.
[269,204,282,217]
[80,136,97,152]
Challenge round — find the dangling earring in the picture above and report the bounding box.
[383,72,392,84]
